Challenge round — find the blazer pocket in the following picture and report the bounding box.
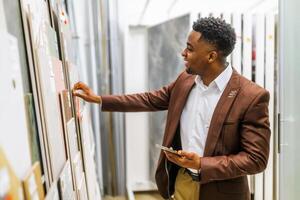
[216,177,247,194]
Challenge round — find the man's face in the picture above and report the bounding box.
[181,31,217,75]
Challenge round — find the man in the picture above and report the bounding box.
[73,17,270,200]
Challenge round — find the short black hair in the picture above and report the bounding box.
[193,17,236,57]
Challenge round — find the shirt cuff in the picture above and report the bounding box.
[99,102,102,111]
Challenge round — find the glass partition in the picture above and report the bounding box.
[279,0,300,199]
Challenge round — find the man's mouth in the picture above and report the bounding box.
[184,60,189,67]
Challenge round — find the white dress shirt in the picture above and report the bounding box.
[180,65,233,172]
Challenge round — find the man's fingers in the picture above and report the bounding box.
[165,152,179,165]
[165,152,185,162]
[166,150,201,169]
[72,82,90,96]
[73,82,89,92]
[179,150,194,159]
[164,152,176,161]
[73,92,89,100]
[72,88,85,95]
[73,82,84,89]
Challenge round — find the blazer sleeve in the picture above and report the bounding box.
[200,90,271,184]
[101,81,176,112]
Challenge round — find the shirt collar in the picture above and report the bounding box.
[194,63,233,92]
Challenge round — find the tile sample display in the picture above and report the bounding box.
[72,152,83,187]
[46,25,59,58]
[24,93,42,164]
[80,106,101,200]
[77,175,88,200]
[60,90,73,127]
[35,48,66,180]
[58,160,76,200]
[44,183,59,200]
[66,118,79,160]
[23,162,44,200]
[52,57,66,93]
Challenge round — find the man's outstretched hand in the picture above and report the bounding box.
[72,82,102,104]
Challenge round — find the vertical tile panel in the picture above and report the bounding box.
[253,13,265,200]
[232,13,242,73]
[254,13,265,87]
[264,13,275,200]
[222,13,233,66]
[242,13,253,80]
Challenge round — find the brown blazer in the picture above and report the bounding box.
[101,69,271,200]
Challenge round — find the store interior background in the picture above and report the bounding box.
[1,0,300,199]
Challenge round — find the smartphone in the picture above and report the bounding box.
[155,144,180,155]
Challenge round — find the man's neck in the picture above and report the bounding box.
[202,62,228,86]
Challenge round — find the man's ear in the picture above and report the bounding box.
[208,51,218,63]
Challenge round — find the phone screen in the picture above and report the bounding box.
[155,144,179,155]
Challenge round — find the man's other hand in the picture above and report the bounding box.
[72,82,102,104]
[164,150,201,170]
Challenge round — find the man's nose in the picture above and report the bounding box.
[181,49,186,57]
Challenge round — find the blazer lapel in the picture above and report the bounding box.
[164,74,195,146]
[203,70,241,157]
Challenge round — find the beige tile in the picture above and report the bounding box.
[104,196,126,200]
[103,191,163,200]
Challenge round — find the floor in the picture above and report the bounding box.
[104,191,163,200]
[135,191,163,200]
[104,196,126,200]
